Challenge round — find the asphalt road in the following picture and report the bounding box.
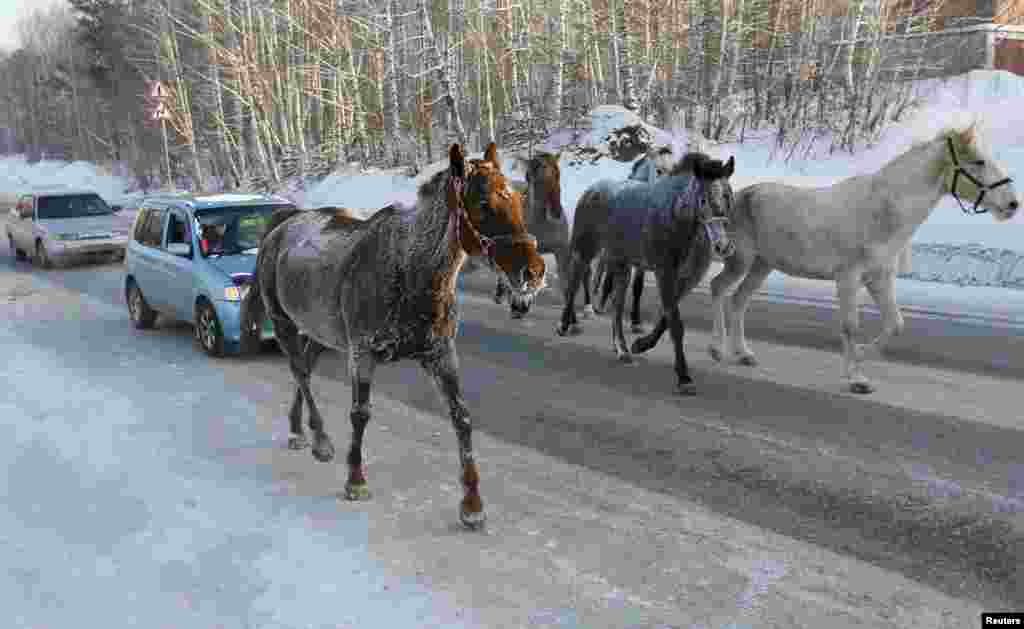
[3,243,1024,625]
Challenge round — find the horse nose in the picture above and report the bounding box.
[1010,200,1019,211]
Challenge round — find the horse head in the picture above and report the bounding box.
[515,150,564,222]
[941,123,1019,221]
[671,152,736,259]
[464,142,547,317]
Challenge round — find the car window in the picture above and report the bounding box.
[165,212,192,250]
[138,207,166,248]
[37,193,112,219]
[196,204,292,256]
[132,208,150,244]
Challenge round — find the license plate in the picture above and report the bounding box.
[260,317,275,339]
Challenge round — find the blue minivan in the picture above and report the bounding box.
[123,192,295,356]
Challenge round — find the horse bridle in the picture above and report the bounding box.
[947,136,1013,215]
[685,177,735,257]
[461,163,540,255]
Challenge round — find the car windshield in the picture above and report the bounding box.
[196,204,292,257]
[36,194,113,219]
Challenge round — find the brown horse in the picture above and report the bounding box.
[242,144,544,528]
[492,150,568,317]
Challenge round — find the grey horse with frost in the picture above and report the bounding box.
[706,123,1019,393]
[585,146,676,330]
[557,151,736,395]
[242,144,545,529]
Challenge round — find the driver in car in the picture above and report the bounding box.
[200,224,226,255]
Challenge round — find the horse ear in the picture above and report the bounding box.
[724,156,735,178]
[958,122,977,148]
[484,142,499,166]
[450,144,466,178]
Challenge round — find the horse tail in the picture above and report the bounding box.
[240,206,304,345]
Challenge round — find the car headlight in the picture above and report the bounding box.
[224,286,243,301]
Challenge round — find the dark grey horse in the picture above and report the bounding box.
[492,150,569,318]
[241,144,545,529]
[585,146,675,331]
[556,151,736,395]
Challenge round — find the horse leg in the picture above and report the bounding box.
[494,276,507,305]
[654,267,696,395]
[277,331,335,462]
[583,252,603,319]
[629,269,646,333]
[630,313,667,354]
[726,258,772,366]
[271,318,313,450]
[708,254,751,363]
[421,343,485,529]
[343,351,377,500]
[609,262,633,363]
[837,270,874,394]
[863,268,904,356]
[556,250,586,336]
[581,261,594,319]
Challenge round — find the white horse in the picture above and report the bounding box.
[708,123,1019,394]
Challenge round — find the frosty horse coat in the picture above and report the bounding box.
[242,144,545,529]
[707,124,1019,393]
[586,146,676,331]
[489,150,564,317]
[557,151,736,395]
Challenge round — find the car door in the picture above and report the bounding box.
[160,208,196,321]
[132,205,170,313]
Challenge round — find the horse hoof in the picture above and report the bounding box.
[849,381,875,395]
[630,323,647,334]
[343,482,372,501]
[581,305,595,319]
[708,346,723,362]
[555,323,569,336]
[510,310,525,320]
[311,436,335,462]
[617,352,634,364]
[460,509,486,530]
[287,433,309,450]
[737,354,758,367]
[569,324,583,336]
[676,382,698,396]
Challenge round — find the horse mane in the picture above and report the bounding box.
[670,151,734,179]
[315,206,363,231]
[417,167,452,200]
[630,146,673,178]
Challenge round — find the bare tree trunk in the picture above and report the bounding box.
[420,0,467,146]
[617,0,638,109]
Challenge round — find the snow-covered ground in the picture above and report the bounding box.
[2,70,1023,299]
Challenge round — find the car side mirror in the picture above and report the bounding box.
[166,242,192,257]
[111,205,123,213]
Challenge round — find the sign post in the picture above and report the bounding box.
[144,80,173,189]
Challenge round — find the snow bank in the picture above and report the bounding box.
[0,156,139,206]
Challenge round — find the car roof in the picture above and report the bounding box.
[26,187,102,198]
[143,191,291,211]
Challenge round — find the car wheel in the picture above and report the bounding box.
[8,235,26,261]
[195,301,225,358]
[126,281,158,330]
[34,240,52,269]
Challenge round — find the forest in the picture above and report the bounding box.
[0,0,1012,190]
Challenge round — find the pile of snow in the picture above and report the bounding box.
[0,156,141,207]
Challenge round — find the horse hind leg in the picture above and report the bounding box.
[280,330,335,462]
[556,250,587,336]
[726,258,772,367]
[609,263,633,363]
[343,351,377,501]
[421,343,485,529]
[629,269,646,334]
